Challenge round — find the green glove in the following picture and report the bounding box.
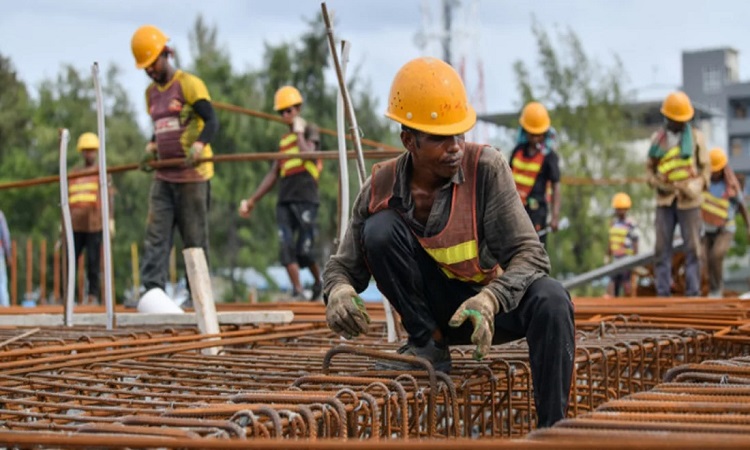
[185,141,205,168]
[449,290,499,360]
[326,284,371,339]
[139,147,157,173]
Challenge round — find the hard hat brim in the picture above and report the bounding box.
[660,106,694,122]
[385,106,477,136]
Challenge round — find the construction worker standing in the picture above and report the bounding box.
[69,132,114,305]
[701,148,750,297]
[509,102,561,246]
[607,193,639,297]
[131,25,219,299]
[238,86,323,301]
[323,57,574,428]
[646,91,709,297]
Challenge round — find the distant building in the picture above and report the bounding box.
[682,47,750,188]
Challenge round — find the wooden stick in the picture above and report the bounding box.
[212,101,400,152]
[0,150,402,191]
[182,247,221,356]
[0,328,40,349]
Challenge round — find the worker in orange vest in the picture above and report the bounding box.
[323,57,574,427]
[701,148,750,297]
[239,86,323,301]
[69,132,115,305]
[607,193,639,297]
[131,25,219,302]
[646,91,709,297]
[509,102,561,247]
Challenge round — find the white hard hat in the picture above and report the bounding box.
[137,288,184,314]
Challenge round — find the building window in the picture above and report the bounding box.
[731,138,743,157]
[703,66,723,94]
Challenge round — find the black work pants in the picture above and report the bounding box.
[141,179,210,291]
[73,231,102,300]
[362,209,575,427]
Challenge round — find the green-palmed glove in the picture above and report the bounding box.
[449,290,499,360]
[185,141,205,168]
[139,143,158,173]
[326,284,371,339]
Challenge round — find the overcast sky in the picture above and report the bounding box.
[1,0,749,134]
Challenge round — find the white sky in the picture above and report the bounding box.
[2,0,749,134]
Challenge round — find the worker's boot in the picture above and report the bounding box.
[374,340,452,373]
[311,281,323,302]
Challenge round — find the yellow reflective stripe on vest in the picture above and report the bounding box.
[513,172,536,187]
[69,182,98,193]
[424,240,478,265]
[701,192,730,219]
[657,146,694,182]
[512,159,542,172]
[441,267,487,283]
[69,193,97,204]
[280,134,297,147]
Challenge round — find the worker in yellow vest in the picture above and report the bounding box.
[239,86,323,300]
[509,102,561,247]
[323,57,574,428]
[69,132,115,305]
[701,148,750,297]
[131,25,219,302]
[646,91,710,296]
[607,193,639,297]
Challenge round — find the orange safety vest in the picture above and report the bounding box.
[368,143,499,285]
[68,174,100,209]
[656,146,696,182]
[609,220,635,258]
[511,148,545,205]
[701,191,731,227]
[278,132,322,181]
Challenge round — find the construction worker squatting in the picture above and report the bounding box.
[323,57,575,428]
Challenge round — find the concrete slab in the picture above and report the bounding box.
[0,311,294,327]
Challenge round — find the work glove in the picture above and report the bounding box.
[139,142,158,172]
[449,290,499,360]
[184,141,205,168]
[292,116,307,134]
[238,198,255,218]
[326,284,371,339]
[674,178,704,201]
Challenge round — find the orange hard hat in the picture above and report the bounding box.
[76,132,99,152]
[273,86,303,111]
[612,192,632,210]
[660,91,694,122]
[519,102,551,135]
[709,147,728,172]
[385,57,476,135]
[131,25,168,69]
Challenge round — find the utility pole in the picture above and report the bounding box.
[441,0,456,65]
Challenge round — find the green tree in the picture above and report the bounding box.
[512,22,649,294]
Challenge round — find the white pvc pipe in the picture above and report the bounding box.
[58,129,75,327]
[92,62,115,330]
[336,41,351,245]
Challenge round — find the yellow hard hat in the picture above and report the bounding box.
[273,86,303,111]
[709,147,728,172]
[611,192,632,210]
[76,132,99,152]
[660,91,694,122]
[131,25,168,69]
[384,57,476,135]
[519,102,551,135]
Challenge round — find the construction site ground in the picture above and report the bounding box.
[1,296,750,448]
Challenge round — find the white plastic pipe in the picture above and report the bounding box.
[92,62,115,330]
[336,40,351,245]
[59,129,75,327]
